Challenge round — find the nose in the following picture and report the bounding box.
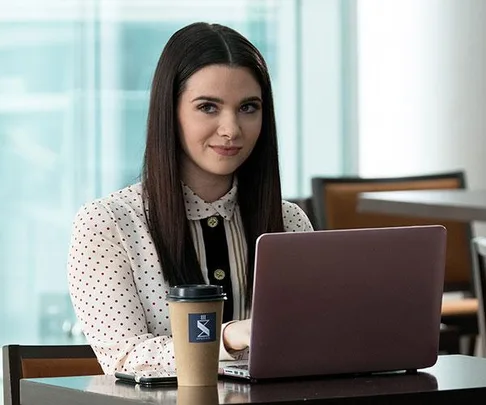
[217,112,241,139]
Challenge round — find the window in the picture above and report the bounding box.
[0,0,353,353]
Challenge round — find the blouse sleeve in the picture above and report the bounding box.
[67,201,175,377]
[282,200,314,232]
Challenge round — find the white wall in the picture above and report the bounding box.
[357,0,486,234]
[357,0,486,187]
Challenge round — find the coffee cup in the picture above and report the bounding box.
[167,284,227,386]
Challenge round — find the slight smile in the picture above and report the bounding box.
[210,146,242,156]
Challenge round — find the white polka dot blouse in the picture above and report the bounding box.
[67,182,313,376]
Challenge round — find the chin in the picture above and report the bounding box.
[211,169,239,177]
[208,164,242,177]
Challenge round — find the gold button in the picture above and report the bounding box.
[214,269,226,280]
[207,216,219,228]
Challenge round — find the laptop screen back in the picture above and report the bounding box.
[248,225,446,379]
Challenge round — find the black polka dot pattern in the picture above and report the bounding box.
[67,182,313,377]
[182,181,237,220]
[281,200,314,232]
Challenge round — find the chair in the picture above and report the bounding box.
[2,344,103,405]
[472,237,486,357]
[311,171,478,354]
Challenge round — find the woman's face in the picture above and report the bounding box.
[177,64,262,185]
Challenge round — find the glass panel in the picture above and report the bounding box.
[0,16,88,347]
[0,4,349,388]
[0,0,303,358]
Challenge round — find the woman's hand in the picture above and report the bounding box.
[223,319,251,352]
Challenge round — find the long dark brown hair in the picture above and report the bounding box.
[142,22,283,306]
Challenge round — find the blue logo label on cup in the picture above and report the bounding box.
[188,312,216,343]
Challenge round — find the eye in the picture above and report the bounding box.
[197,103,218,114]
[240,102,260,114]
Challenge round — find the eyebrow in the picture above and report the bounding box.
[190,96,262,104]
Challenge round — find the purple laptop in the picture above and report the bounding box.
[220,225,446,381]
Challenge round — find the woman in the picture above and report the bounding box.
[68,22,313,376]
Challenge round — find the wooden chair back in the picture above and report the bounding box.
[2,344,103,405]
[311,171,472,292]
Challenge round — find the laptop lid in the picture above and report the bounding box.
[247,225,446,380]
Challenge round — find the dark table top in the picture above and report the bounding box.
[20,355,486,404]
[358,189,486,222]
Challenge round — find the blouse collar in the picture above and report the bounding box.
[182,180,238,221]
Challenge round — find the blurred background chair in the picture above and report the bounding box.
[2,344,103,405]
[472,237,486,357]
[311,171,477,355]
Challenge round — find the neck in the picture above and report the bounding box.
[183,174,233,203]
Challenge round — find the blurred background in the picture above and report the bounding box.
[1,0,486,384]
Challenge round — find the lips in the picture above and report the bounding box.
[210,146,242,157]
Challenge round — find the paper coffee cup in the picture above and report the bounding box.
[167,285,227,386]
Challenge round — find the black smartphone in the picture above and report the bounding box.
[115,372,177,387]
